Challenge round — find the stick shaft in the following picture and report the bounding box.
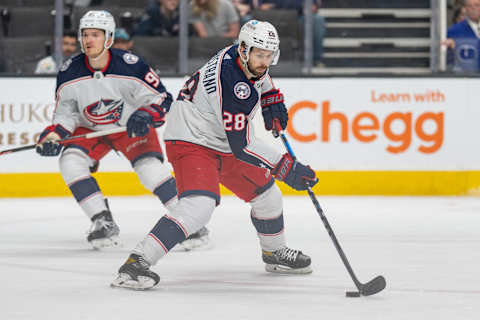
[58,127,126,144]
[277,131,362,291]
[0,127,126,156]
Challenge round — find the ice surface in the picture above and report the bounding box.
[1,195,479,319]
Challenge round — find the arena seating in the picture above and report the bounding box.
[0,0,436,75]
[319,0,432,74]
[132,36,179,75]
[0,36,51,74]
[6,7,54,37]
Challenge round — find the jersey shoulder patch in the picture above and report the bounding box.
[233,82,251,100]
[123,52,139,64]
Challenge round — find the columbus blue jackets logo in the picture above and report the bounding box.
[84,99,124,125]
[234,82,251,100]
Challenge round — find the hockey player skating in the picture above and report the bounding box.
[35,10,209,250]
[111,20,318,290]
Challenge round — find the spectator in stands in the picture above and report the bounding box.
[190,0,240,38]
[444,0,480,49]
[254,0,326,67]
[34,30,77,75]
[134,0,180,37]
[443,0,480,71]
[113,28,134,51]
[453,5,467,24]
[232,0,254,26]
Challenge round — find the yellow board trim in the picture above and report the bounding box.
[1,171,480,197]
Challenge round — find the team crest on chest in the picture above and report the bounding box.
[234,82,251,100]
[123,53,139,64]
[84,99,124,125]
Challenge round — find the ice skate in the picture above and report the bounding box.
[87,210,121,249]
[173,226,212,252]
[262,246,312,274]
[111,253,160,290]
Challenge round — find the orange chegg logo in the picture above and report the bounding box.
[287,100,444,154]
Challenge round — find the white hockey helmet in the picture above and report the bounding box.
[237,20,280,66]
[78,10,116,52]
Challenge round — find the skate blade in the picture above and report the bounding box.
[90,235,122,250]
[171,236,213,252]
[265,264,313,274]
[111,273,158,290]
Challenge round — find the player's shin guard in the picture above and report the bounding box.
[152,177,178,211]
[134,157,178,211]
[250,184,311,274]
[60,149,107,219]
[133,215,187,265]
[135,196,215,259]
[249,184,286,251]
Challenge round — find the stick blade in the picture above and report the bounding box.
[361,275,386,296]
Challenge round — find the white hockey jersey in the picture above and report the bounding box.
[164,45,282,169]
[53,49,172,134]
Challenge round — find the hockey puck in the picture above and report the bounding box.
[345,291,361,297]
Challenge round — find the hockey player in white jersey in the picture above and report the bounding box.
[36,10,209,250]
[112,20,318,290]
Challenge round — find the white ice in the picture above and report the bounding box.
[1,195,479,320]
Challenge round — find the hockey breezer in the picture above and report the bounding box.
[274,124,386,297]
[0,127,127,156]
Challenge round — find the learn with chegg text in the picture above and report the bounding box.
[286,100,444,154]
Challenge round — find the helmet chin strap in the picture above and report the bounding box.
[88,37,111,63]
[89,46,108,62]
[238,46,267,79]
[242,59,257,79]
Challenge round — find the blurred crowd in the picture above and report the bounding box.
[5,0,468,74]
[28,0,327,74]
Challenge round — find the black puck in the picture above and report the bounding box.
[346,291,361,297]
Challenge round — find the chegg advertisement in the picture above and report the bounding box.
[1,77,480,196]
[274,78,480,171]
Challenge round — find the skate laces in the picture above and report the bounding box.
[275,247,299,262]
[88,216,114,234]
[130,254,150,270]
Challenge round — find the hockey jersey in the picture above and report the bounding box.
[53,48,172,134]
[164,45,282,169]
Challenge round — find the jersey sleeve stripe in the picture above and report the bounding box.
[216,47,231,112]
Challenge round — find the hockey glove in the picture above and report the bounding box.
[261,89,288,131]
[127,103,167,138]
[36,124,71,156]
[272,153,318,191]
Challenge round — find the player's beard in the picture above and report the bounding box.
[248,61,268,77]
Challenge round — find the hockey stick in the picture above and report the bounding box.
[0,127,127,156]
[274,127,386,297]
